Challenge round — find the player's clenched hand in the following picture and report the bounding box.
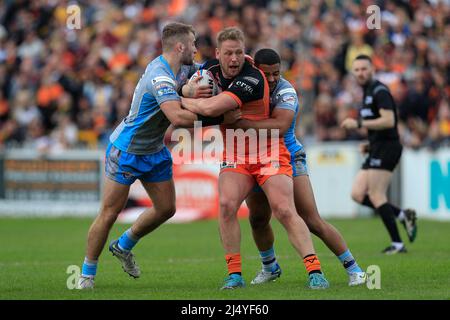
[223,108,242,124]
[340,118,358,129]
[183,76,213,98]
[359,142,370,154]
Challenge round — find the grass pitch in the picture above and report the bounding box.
[0,217,449,300]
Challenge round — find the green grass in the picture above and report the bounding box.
[0,217,449,300]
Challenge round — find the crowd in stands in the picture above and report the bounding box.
[0,0,448,153]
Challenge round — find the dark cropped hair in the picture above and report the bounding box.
[354,54,372,64]
[254,48,281,66]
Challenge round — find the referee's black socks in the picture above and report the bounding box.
[376,203,402,243]
[362,195,375,209]
[363,195,403,219]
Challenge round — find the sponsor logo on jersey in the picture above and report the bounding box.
[234,81,254,93]
[276,88,296,101]
[157,87,177,97]
[220,161,237,169]
[152,76,176,86]
[365,96,373,104]
[154,82,168,90]
[360,108,374,117]
[243,76,260,85]
[281,95,296,106]
[277,88,296,96]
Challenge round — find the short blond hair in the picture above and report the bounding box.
[162,22,195,52]
[216,27,245,48]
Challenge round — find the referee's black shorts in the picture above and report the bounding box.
[362,140,403,172]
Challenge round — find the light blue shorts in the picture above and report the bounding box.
[290,149,309,177]
[105,143,173,185]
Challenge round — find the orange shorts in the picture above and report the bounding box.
[220,155,293,186]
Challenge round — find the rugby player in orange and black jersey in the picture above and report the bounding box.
[198,58,291,169]
[200,58,266,110]
[180,27,327,289]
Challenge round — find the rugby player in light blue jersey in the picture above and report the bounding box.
[235,49,367,287]
[77,22,229,289]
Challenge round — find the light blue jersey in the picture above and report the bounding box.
[270,78,304,155]
[110,55,196,155]
[269,78,308,177]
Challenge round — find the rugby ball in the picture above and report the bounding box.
[189,69,219,96]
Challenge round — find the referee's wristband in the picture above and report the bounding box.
[197,114,224,126]
[357,118,363,128]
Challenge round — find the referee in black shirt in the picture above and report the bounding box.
[341,55,417,255]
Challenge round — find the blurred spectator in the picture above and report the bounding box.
[427,99,450,149]
[345,31,374,72]
[0,0,448,151]
[50,113,79,152]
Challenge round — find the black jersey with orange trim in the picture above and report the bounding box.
[200,59,269,120]
[200,59,289,164]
